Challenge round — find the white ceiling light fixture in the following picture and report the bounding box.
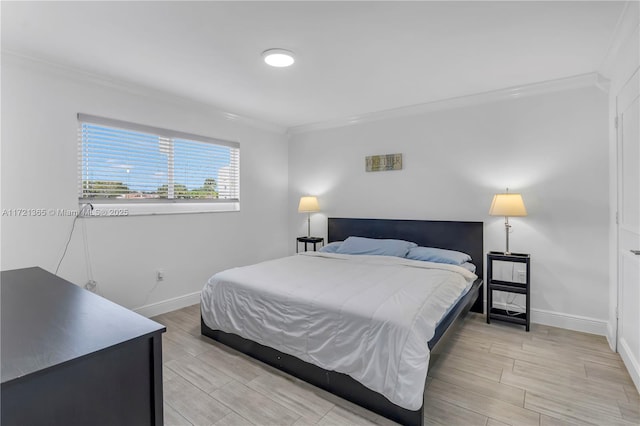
[262,48,295,67]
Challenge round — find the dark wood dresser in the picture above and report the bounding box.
[1,267,166,426]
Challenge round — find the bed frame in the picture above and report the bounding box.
[201,218,484,425]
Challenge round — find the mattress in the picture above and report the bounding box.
[200,252,477,410]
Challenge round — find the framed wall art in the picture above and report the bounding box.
[365,153,402,172]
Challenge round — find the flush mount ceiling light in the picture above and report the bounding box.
[262,48,295,67]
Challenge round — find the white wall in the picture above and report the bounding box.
[289,85,609,334]
[1,53,290,315]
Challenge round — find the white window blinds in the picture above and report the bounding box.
[78,114,240,204]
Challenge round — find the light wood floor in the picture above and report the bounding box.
[152,305,639,426]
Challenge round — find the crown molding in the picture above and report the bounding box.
[288,73,602,135]
[1,50,287,135]
[595,73,612,94]
[3,50,605,137]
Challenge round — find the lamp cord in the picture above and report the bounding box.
[55,204,92,275]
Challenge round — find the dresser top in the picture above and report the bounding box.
[1,267,165,384]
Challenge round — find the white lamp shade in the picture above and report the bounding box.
[489,193,527,217]
[298,196,320,213]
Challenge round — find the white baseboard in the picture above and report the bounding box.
[531,308,608,336]
[134,291,201,318]
[490,301,608,336]
[619,337,640,393]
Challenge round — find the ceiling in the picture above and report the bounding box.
[1,1,626,129]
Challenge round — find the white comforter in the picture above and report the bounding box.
[200,252,477,410]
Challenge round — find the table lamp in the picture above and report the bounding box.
[298,196,320,237]
[489,189,527,254]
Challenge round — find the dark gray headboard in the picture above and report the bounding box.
[327,218,484,278]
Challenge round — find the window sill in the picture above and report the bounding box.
[78,202,240,217]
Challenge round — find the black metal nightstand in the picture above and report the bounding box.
[486,251,531,331]
[296,236,324,253]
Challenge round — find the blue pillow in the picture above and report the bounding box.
[460,262,477,273]
[319,241,342,253]
[336,236,417,257]
[406,246,472,266]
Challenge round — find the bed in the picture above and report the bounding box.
[201,218,484,425]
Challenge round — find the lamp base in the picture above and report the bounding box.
[504,217,511,254]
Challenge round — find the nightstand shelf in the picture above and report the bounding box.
[487,308,528,325]
[296,236,324,253]
[486,251,531,331]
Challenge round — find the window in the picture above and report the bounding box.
[78,114,239,215]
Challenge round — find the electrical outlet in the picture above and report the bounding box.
[84,280,97,292]
[156,270,165,282]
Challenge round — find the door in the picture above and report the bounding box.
[617,66,640,390]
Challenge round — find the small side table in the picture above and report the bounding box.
[486,251,531,331]
[296,236,324,253]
